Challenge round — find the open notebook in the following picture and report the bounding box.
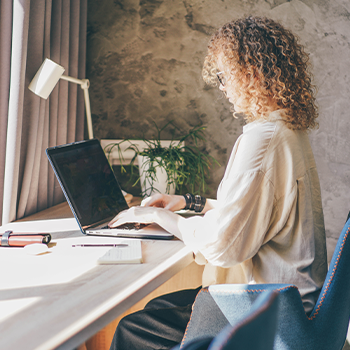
[46,139,173,239]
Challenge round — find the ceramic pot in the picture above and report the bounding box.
[137,155,176,197]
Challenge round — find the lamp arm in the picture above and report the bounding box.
[82,83,93,140]
[61,75,94,139]
[60,75,84,85]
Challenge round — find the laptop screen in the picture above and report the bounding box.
[46,139,129,229]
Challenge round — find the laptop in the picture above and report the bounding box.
[46,139,174,239]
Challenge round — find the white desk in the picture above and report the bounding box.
[0,203,195,350]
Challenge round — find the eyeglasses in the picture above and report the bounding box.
[216,72,225,86]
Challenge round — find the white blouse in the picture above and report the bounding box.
[180,110,327,313]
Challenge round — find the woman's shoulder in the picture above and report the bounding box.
[243,110,304,145]
[235,113,303,173]
[241,118,278,151]
[231,121,277,174]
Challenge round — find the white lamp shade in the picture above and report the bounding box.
[28,58,65,99]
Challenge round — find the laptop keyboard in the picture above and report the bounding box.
[100,223,148,230]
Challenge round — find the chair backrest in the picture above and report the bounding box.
[273,214,350,350]
[172,337,213,350]
[208,291,279,350]
[177,291,279,350]
[305,214,350,347]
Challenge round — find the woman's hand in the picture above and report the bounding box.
[108,205,184,240]
[108,206,156,228]
[141,194,186,212]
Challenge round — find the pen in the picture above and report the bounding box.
[72,244,128,247]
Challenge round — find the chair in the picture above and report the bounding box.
[172,290,279,350]
[180,215,350,350]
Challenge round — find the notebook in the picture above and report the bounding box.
[46,139,173,239]
[97,240,143,264]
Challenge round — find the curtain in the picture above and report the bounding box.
[0,0,87,225]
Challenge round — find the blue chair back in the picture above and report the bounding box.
[273,215,350,349]
[208,291,278,350]
[174,291,278,350]
[181,216,350,350]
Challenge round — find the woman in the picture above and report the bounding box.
[109,16,327,350]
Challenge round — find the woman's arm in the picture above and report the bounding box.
[142,194,216,214]
[108,194,217,243]
[108,206,186,240]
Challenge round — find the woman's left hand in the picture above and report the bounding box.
[141,194,186,211]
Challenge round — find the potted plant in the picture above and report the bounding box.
[103,122,219,197]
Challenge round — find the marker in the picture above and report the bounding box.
[72,244,128,247]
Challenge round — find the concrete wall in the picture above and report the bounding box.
[86,0,350,259]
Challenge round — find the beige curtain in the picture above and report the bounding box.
[0,0,87,225]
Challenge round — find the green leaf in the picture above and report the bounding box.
[104,121,220,197]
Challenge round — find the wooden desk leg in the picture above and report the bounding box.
[85,262,204,350]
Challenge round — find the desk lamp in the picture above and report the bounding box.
[28,58,93,139]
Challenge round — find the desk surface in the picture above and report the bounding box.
[0,202,194,350]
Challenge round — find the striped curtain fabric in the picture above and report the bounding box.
[0,0,87,225]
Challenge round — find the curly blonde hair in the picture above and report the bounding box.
[202,16,318,130]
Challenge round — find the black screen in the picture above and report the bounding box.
[46,139,129,228]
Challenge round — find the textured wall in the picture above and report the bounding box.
[86,0,350,258]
